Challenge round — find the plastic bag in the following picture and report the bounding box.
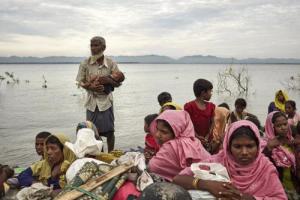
[188,162,230,200]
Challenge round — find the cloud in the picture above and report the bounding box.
[0,0,299,58]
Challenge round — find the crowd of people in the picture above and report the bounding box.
[1,36,300,200]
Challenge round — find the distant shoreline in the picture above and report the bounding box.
[1,55,300,65]
[0,62,299,65]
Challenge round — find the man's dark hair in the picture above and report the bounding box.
[157,92,172,106]
[235,98,247,108]
[36,131,51,139]
[218,102,230,110]
[139,182,192,200]
[193,79,213,97]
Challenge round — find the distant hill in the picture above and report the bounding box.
[0,55,300,64]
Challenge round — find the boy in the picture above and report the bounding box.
[157,92,182,113]
[35,131,51,159]
[229,98,256,124]
[184,79,215,149]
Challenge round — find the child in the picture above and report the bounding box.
[263,111,298,196]
[211,103,230,153]
[229,98,256,124]
[89,71,125,94]
[184,79,215,150]
[285,100,300,127]
[35,131,51,159]
[157,92,172,107]
[143,113,159,163]
[157,92,182,113]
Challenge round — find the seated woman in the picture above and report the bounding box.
[174,120,287,200]
[18,134,76,190]
[263,111,298,196]
[268,90,288,113]
[148,110,210,181]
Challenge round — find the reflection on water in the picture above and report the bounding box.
[0,63,299,166]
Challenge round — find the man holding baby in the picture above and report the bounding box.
[76,36,124,152]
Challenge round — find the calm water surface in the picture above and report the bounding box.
[0,63,299,166]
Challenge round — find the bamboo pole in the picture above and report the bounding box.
[55,164,133,200]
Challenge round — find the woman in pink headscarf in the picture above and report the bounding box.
[262,111,298,195]
[174,120,287,200]
[148,110,210,181]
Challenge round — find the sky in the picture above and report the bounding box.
[0,0,300,58]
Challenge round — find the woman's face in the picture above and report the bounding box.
[273,116,288,137]
[285,103,295,115]
[230,136,258,166]
[156,120,175,145]
[46,143,64,166]
[277,92,285,103]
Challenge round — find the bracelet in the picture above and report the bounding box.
[192,178,200,190]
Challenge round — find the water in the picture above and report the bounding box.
[0,63,299,167]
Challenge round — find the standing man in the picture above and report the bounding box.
[76,36,122,152]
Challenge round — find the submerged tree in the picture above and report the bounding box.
[4,72,19,84]
[281,74,300,90]
[217,65,250,97]
[42,75,47,88]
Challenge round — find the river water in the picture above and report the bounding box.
[0,63,299,166]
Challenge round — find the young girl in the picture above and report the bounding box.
[148,110,210,181]
[184,79,215,150]
[263,111,298,197]
[285,100,300,127]
[174,120,287,199]
[143,113,159,163]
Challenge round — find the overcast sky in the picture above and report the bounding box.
[0,0,299,58]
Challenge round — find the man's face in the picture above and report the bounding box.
[90,40,104,55]
[35,138,46,156]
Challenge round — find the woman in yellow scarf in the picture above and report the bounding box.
[18,133,76,189]
[268,90,288,113]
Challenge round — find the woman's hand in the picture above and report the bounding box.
[218,184,255,200]
[201,181,232,198]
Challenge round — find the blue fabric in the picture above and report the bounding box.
[47,177,60,190]
[17,167,34,187]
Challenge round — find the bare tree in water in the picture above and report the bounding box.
[42,75,47,88]
[217,65,250,96]
[4,72,19,84]
[281,74,300,90]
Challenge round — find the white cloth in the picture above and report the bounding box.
[65,128,103,158]
[66,158,105,183]
[16,183,52,200]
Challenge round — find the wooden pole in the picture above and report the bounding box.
[55,164,133,200]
